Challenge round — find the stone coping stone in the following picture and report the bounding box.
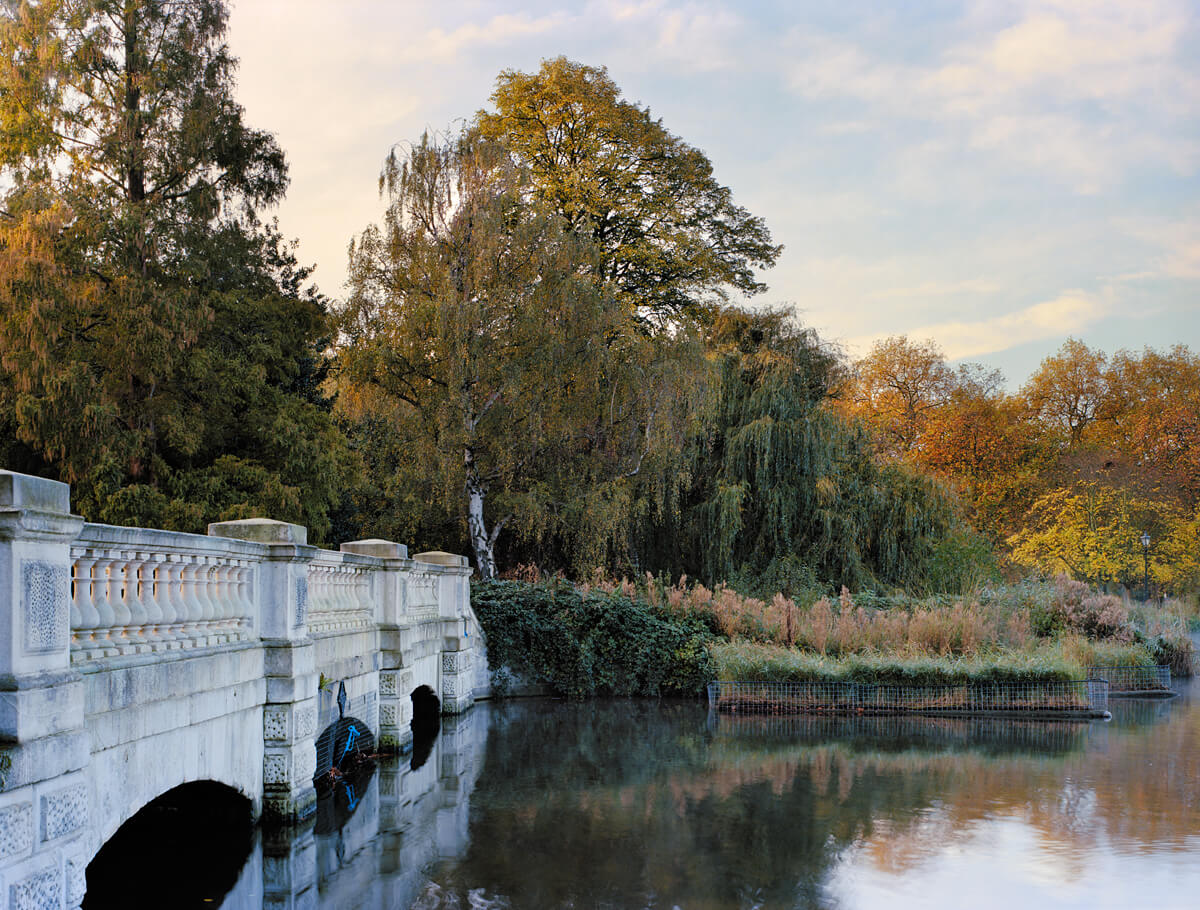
[341,539,409,559]
[208,517,308,546]
[0,470,71,513]
[413,551,469,568]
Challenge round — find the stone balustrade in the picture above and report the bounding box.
[404,568,440,619]
[69,524,260,659]
[306,551,376,635]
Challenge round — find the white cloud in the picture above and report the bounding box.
[869,279,1001,301]
[784,0,1200,192]
[849,290,1109,360]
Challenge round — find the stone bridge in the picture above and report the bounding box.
[0,470,487,910]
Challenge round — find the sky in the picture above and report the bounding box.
[226,0,1200,386]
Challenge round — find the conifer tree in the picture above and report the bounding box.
[0,0,352,538]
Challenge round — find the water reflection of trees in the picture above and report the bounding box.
[431,691,1199,909]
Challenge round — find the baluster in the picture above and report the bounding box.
[151,555,179,646]
[72,552,102,658]
[179,557,205,642]
[91,551,120,656]
[136,551,165,649]
[211,560,233,636]
[164,556,191,645]
[234,560,254,638]
[196,556,220,642]
[101,551,133,654]
[215,559,236,639]
[119,551,149,653]
[335,565,350,624]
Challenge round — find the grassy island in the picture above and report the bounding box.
[472,573,1195,700]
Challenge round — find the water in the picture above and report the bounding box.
[194,673,1200,910]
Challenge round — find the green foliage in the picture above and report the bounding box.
[636,307,970,592]
[922,526,1003,594]
[472,580,715,698]
[0,0,355,540]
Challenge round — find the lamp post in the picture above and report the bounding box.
[1140,531,1151,601]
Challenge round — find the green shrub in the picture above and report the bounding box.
[472,580,715,698]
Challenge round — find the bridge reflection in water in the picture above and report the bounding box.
[83,706,492,910]
[80,673,1200,910]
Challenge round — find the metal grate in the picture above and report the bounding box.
[1086,665,1172,693]
[707,678,1109,718]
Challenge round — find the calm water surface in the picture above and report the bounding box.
[219,674,1199,910]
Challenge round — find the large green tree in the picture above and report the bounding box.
[475,57,781,326]
[0,0,352,537]
[337,131,697,577]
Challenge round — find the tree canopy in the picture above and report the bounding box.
[475,57,781,326]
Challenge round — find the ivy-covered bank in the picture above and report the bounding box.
[471,580,715,698]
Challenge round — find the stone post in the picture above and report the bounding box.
[209,518,318,824]
[341,540,412,752]
[413,552,476,715]
[0,471,89,910]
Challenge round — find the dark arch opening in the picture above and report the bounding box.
[83,781,253,910]
[410,685,441,771]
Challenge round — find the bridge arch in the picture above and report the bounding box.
[84,781,254,909]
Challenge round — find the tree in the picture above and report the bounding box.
[635,309,965,593]
[1008,484,1199,594]
[336,131,695,577]
[841,336,959,458]
[0,0,352,538]
[1103,345,1200,506]
[1021,338,1111,447]
[475,57,781,326]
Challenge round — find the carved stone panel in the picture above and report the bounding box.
[0,802,33,858]
[379,671,398,696]
[264,752,290,786]
[264,707,289,742]
[8,867,61,910]
[40,782,87,842]
[22,560,69,654]
[295,577,309,628]
[296,704,316,740]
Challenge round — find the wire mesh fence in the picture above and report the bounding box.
[707,678,1109,719]
[1086,665,1172,694]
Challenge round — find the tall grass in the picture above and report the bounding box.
[578,570,1196,676]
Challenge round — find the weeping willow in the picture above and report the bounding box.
[636,308,960,593]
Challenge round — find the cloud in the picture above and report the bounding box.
[869,279,1001,301]
[1116,215,1200,280]
[784,0,1200,192]
[848,291,1109,360]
